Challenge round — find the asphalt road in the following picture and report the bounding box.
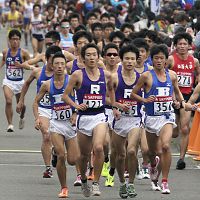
[0,28,200,200]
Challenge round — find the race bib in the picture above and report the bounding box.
[83,94,103,108]
[119,99,138,116]
[52,105,72,120]
[177,74,192,87]
[40,93,50,107]
[6,67,23,79]
[154,97,174,115]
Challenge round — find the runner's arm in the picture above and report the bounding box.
[62,72,80,109]
[0,50,6,69]
[32,81,49,121]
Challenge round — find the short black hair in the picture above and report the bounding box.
[73,31,93,46]
[119,44,139,60]
[81,43,100,59]
[103,22,115,30]
[8,29,21,39]
[119,38,132,49]
[109,31,125,42]
[100,13,110,20]
[60,18,69,26]
[91,22,103,32]
[33,3,41,10]
[173,32,193,45]
[120,22,134,32]
[74,24,87,33]
[102,43,119,57]
[9,0,18,7]
[132,38,149,52]
[69,13,80,22]
[45,30,61,42]
[86,12,97,21]
[150,44,169,60]
[52,51,67,64]
[45,45,62,61]
[46,3,56,11]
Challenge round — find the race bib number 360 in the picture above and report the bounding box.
[52,105,72,120]
[83,94,103,108]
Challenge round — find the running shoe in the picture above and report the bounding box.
[58,187,68,198]
[176,159,186,170]
[101,162,110,177]
[87,167,94,180]
[81,181,91,197]
[7,124,14,132]
[161,182,171,194]
[105,174,114,187]
[119,183,128,199]
[127,184,137,198]
[43,168,53,178]
[124,170,129,178]
[149,156,160,181]
[91,182,101,196]
[74,174,82,186]
[142,167,150,179]
[19,118,25,129]
[51,147,57,168]
[151,181,161,191]
[135,167,143,180]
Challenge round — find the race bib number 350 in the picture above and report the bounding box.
[40,93,50,106]
[154,97,174,115]
[83,94,103,108]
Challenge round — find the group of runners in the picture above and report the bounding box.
[1,0,200,199]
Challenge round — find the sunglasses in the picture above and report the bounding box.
[106,53,118,57]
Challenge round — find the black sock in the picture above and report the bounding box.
[109,168,115,176]
[104,156,109,163]
[81,178,87,183]
[92,181,98,185]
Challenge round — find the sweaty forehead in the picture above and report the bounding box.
[85,47,98,54]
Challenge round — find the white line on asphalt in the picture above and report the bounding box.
[0,163,44,167]
[0,150,41,153]
[0,150,193,158]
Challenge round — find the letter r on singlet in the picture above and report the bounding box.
[124,89,132,98]
[91,85,100,94]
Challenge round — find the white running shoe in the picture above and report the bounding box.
[151,181,161,191]
[161,182,171,194]
[74,174,82,186]
[7,124,14,132]
[92,183,101,196]
[19,118,25,129]
[142,167,150,179]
